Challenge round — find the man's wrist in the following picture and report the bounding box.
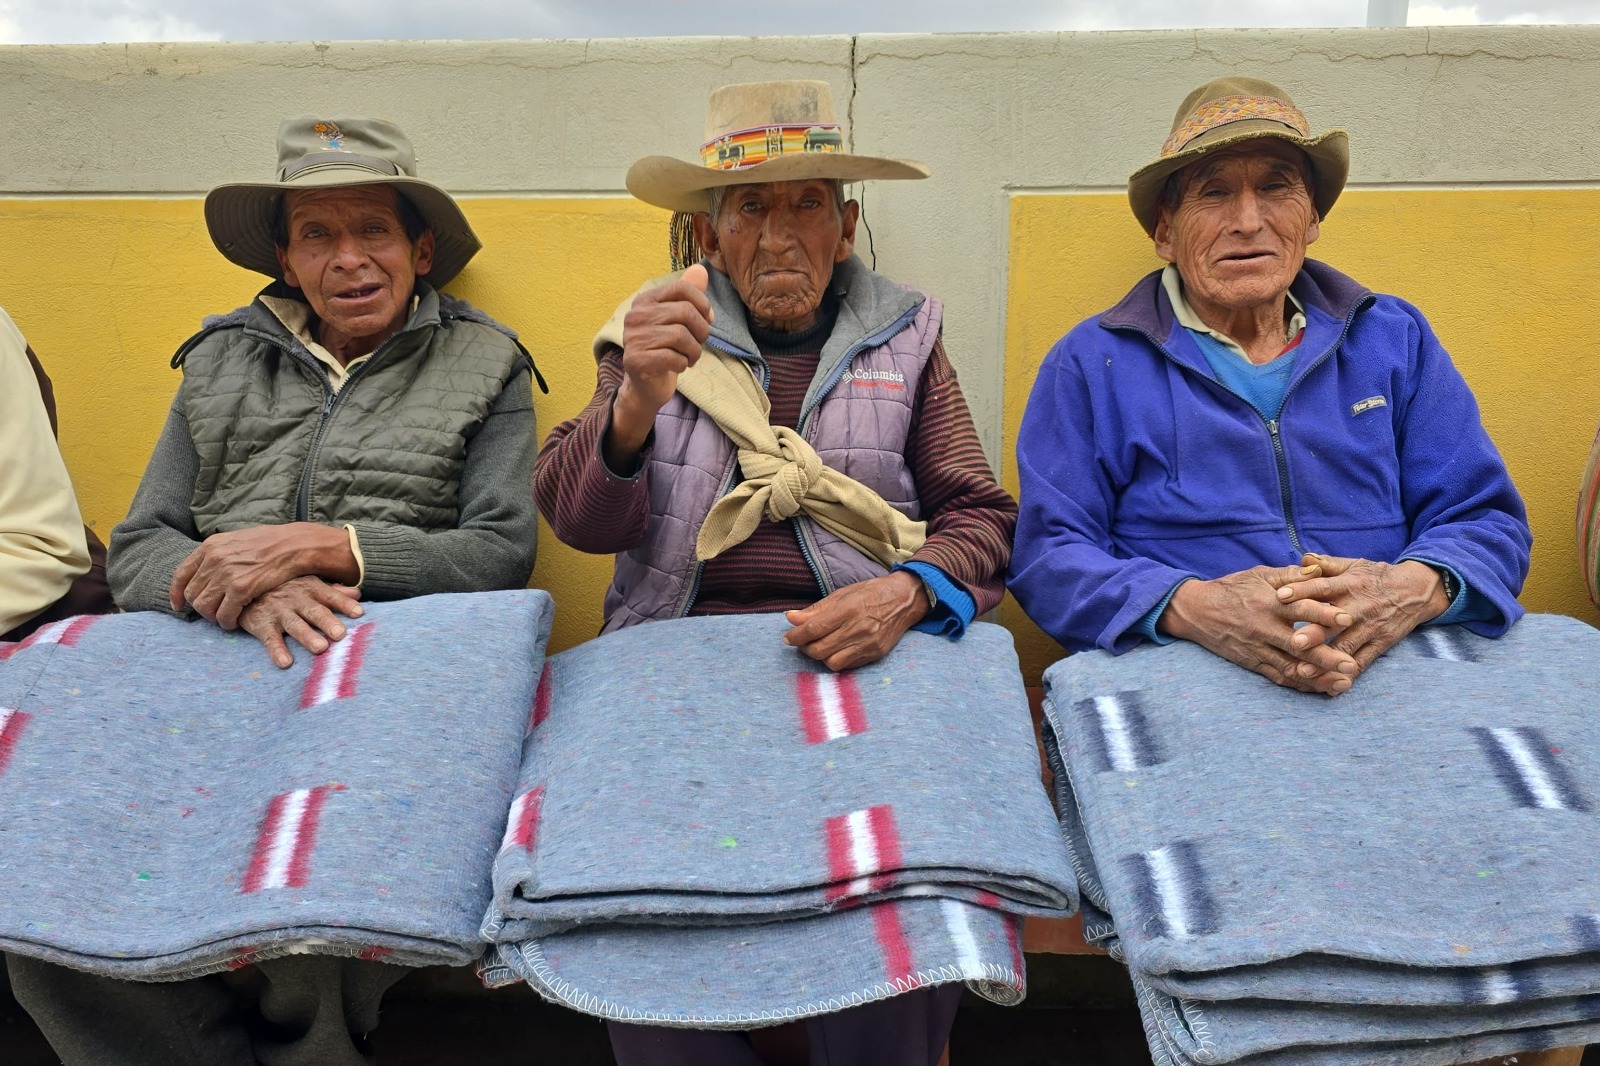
[296,522,361,585]
[1157,578,1200,641]
[1395,559,1451,618]
[887,569,932,626]
[608,382,658,457]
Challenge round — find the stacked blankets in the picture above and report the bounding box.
[1040,614,1600,1065]
[482,613,1077,1028]
[0,590,553,979]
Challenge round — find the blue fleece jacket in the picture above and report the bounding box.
[1007,260,1532,655]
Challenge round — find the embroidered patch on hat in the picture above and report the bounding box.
[1162,95,1311,157]
[1351,396,1388,416]
[312,121,346,150]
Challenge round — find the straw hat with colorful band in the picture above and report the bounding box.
[1127,76,1349,237]
[204,116,482,286]
[626,80,930,214]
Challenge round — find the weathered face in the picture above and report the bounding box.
[275,185,434,351]
[1154,140,1320,319]
[694,179,860,332]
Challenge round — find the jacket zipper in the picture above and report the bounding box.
[1114,294,1372,559]
[290,332,411,522]
[1264,418,1303,554]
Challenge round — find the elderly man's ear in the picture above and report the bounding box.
[835,199,861,263]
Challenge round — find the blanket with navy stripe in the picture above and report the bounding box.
[1041,615,1600,1065]
[0,590,552,980]
[482,613,1076,1027]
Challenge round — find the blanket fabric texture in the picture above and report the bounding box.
[0,590,553,980]
[482,613,1075,1026]
[1041,615,1600,1065]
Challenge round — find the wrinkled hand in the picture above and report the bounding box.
[238,576,364,670]
[607,264,715,468]
[1160,563,1358,695]
[1274,553,1447,677]
[170,522,358,630]
[783,571,931,673]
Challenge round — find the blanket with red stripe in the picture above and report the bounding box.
[480,613,1075,1026]
[0,589,553,980]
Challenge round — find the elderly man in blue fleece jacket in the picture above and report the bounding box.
[1008,76,1530,697]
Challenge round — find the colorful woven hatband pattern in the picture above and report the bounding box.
[1161,95,1310,156]
[700,123,844,170]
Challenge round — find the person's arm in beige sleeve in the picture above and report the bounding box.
[0,308,90,636]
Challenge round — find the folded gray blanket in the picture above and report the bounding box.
[0,590,553,980]
[1041,615,1600,1064]
[483,613,1074,1025]
[485,896,1027,1030]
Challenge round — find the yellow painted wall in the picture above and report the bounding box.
[8,189,1597,672]
[1002,188,1600,683]
[0,196,672,657]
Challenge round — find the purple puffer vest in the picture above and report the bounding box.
[602,257,941,632]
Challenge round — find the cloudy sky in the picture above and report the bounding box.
[0,0,1594,45]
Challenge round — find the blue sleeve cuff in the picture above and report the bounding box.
[1134,581,1187,646]
[896,561,976,640]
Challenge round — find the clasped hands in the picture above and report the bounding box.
[1159,553,1450,696]
[169,522,363,669]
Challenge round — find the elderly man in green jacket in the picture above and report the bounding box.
[9,116,537,1066]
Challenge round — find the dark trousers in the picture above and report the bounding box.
[7,951,406,1066]
[608,984,963,1066]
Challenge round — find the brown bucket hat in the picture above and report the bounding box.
[1127,77,1350,237]
[626,80,930,214]
[204,117,482,286]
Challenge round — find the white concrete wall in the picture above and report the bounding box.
[2,27,1598,458]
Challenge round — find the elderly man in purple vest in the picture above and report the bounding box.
[536,80,1016,1065]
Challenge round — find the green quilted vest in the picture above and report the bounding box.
[176,285,527,536]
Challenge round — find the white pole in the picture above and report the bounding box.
[1367,0,1409,26]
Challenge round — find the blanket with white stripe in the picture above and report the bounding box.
[482,613,1075,1026]
[0,590,552,980]
[1041,615,1600,1065]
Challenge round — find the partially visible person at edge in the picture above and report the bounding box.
[0,306,115,642]
[536,80,1016,1065]
[1579,422,1600,609]
[9,117,538,1066]
[1008,76,1530,697]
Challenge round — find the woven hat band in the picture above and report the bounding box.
[699,123,845,171]
[1162,95,1311,157]
[280,151,402,182]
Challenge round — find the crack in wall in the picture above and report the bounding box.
[847,34,858,153]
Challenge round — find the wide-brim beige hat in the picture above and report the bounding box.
[204,117,482,286]
[1128,76,1349,237]
[626,80,930,214]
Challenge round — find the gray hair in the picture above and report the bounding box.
[707,179,848,223]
